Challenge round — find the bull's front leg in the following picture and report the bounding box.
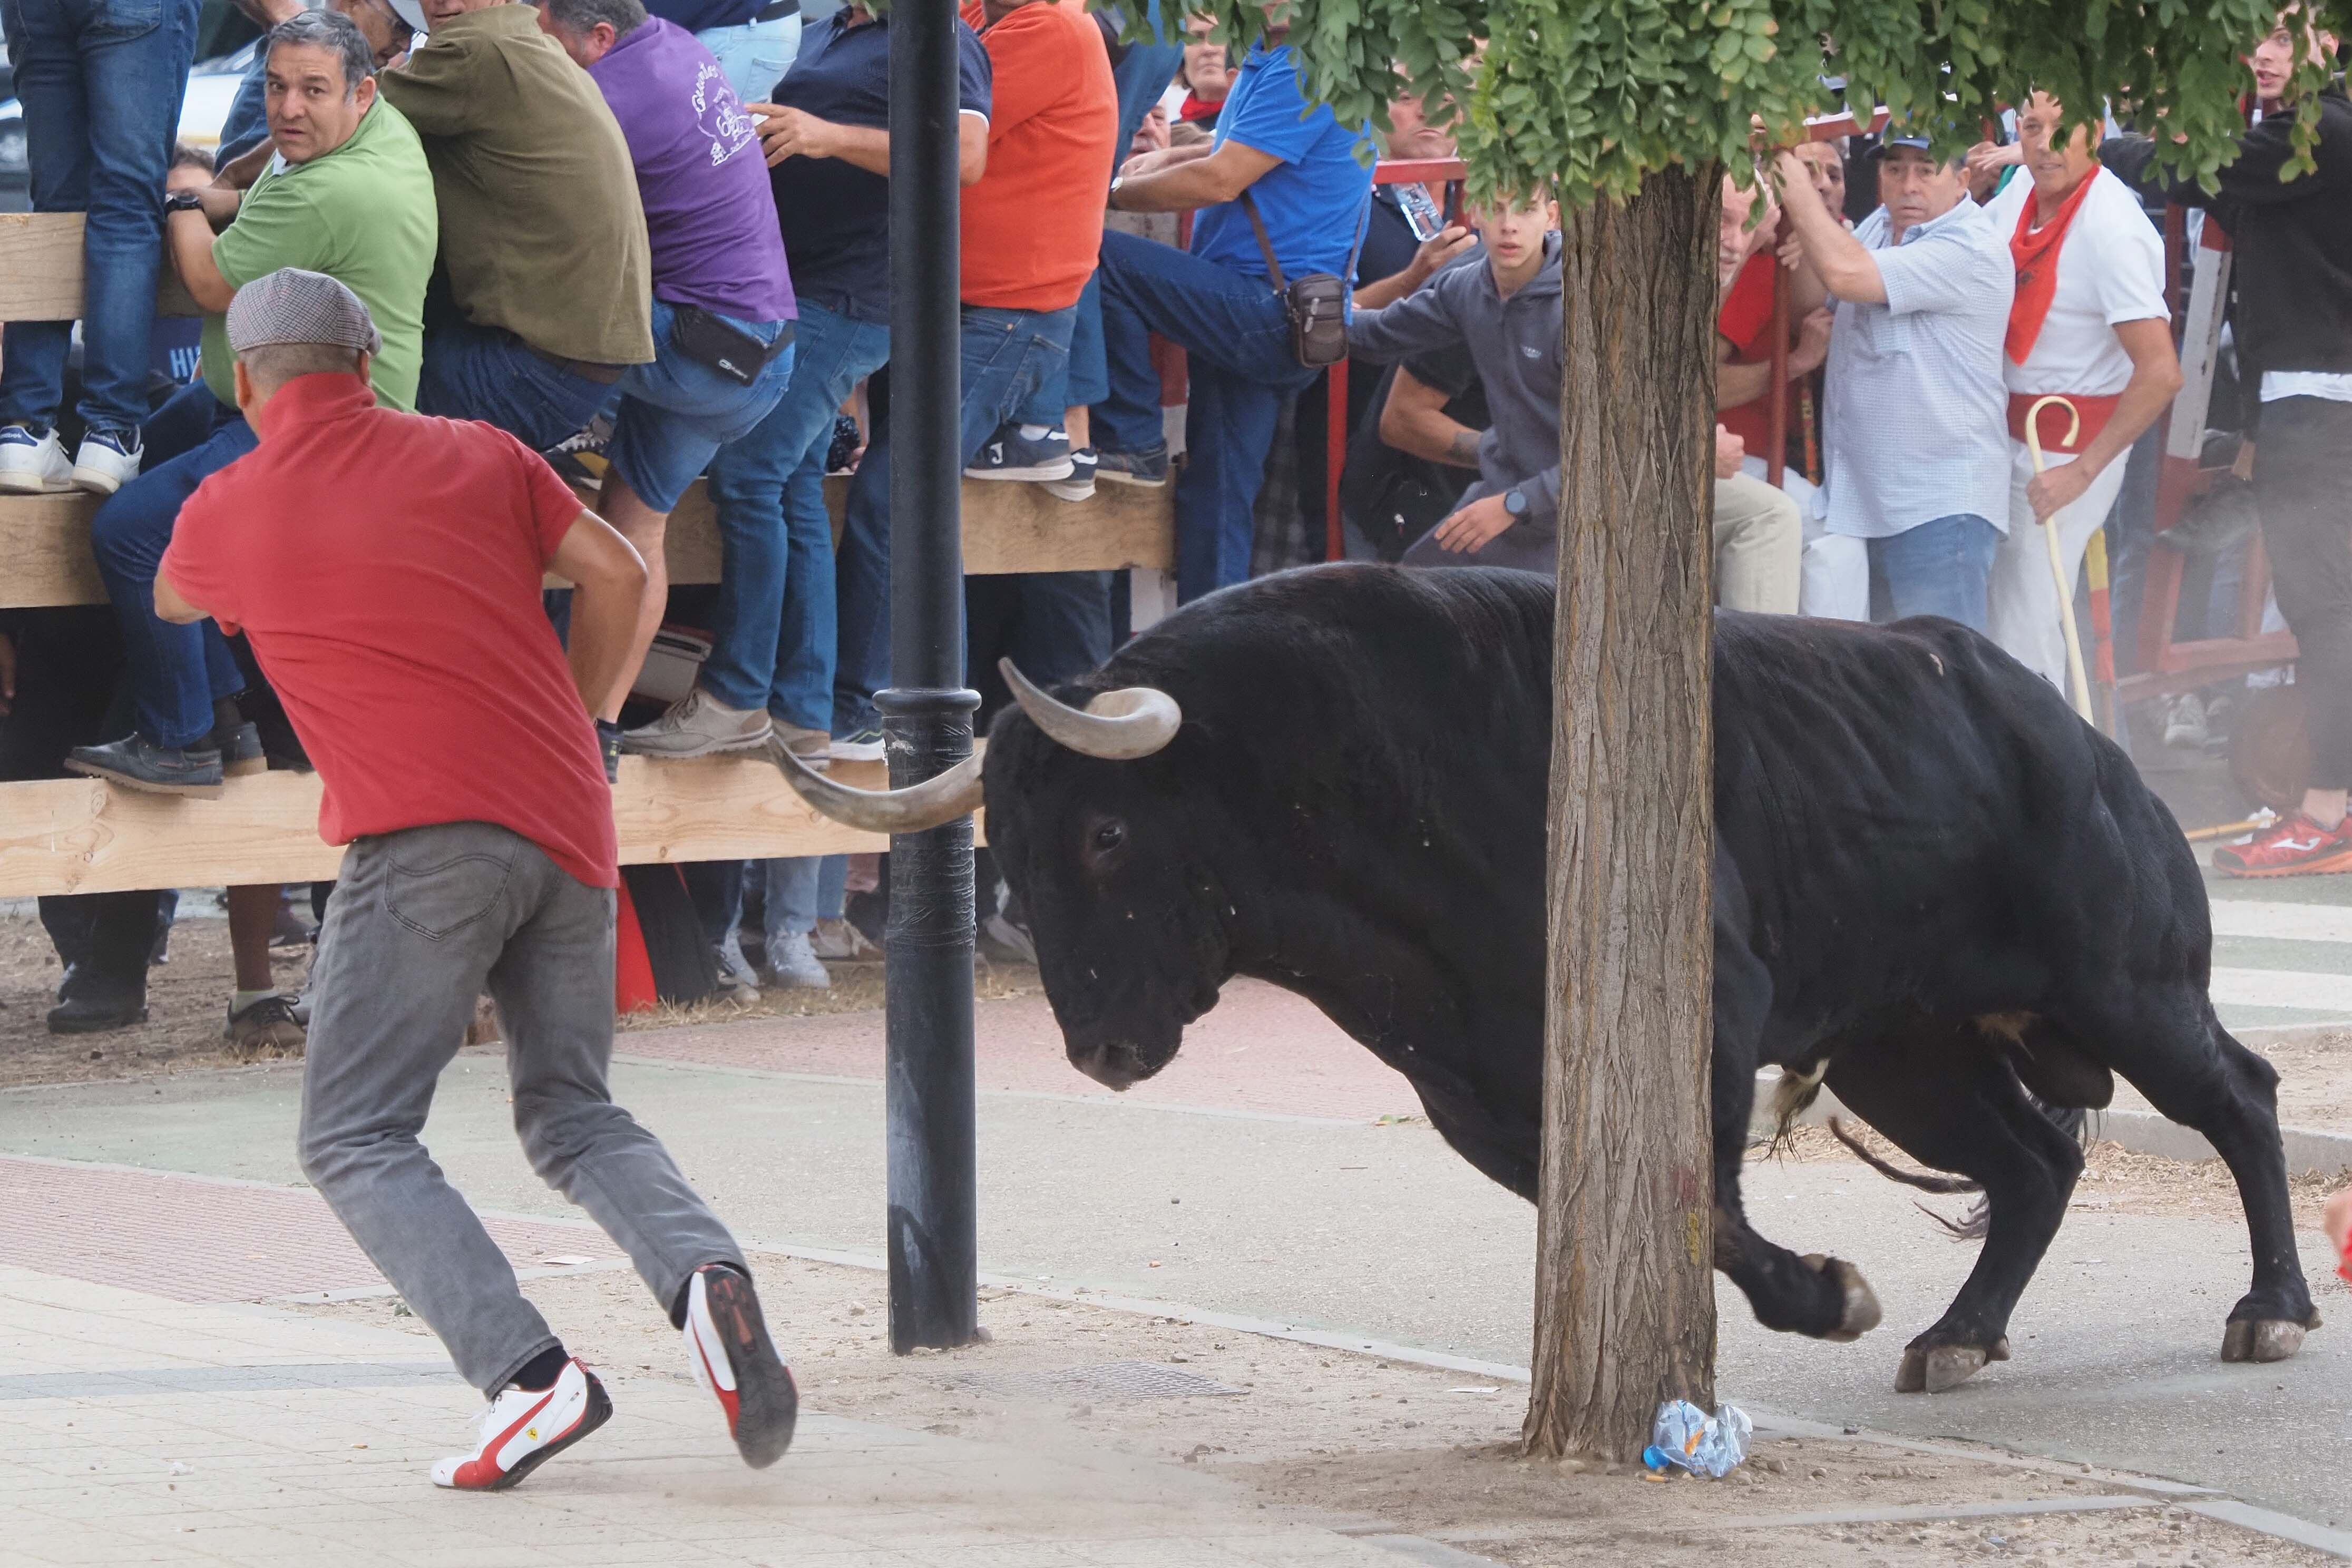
[1710,926,1882,1342]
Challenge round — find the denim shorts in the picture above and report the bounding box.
[608,298,796,514]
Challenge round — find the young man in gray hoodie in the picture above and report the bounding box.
[1348,188,1800,611]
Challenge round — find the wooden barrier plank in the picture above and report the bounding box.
[1,476,1174,610]
[0,754,948,899]
[0,213,203,321]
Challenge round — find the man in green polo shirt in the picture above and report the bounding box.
[70,11,436,884]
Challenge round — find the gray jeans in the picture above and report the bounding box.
[298,821,743,1394]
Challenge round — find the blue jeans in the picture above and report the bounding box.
[1014,25,1182,428]
[1092,228,1315,602]
[761,856,818,946]
[833,303,1077,737]
[609,299,795,514]
[0,0,199,436]
[90,383,256,748]
[701,301,889,728]
[1867,513,2002,633]
[696,11,801,104]
[416,321,625,452]
[216,48,269,165]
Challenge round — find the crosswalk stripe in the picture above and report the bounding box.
[2208,901,2352,945]
[2209,966,2352,1015]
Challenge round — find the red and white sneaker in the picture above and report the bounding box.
[2213,812,2352,878]
[681,1264,798,1468]
[431,1357,611,1492]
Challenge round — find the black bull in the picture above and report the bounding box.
[970,564,2318,1390]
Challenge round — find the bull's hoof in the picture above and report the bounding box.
[1894,1337,2005,1394]
[2222,1318,2308,1363]
[1802,1253,1881,1342]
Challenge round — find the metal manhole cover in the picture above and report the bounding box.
[953,1360,1243,1400]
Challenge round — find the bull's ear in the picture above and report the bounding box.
[775,746,985,834]
[1001,659,1180,760]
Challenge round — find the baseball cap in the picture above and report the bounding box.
[384,0,427,32]
[226,268,383,358]
[1870,133,1936,156]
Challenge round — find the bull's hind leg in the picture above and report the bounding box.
[1827,1028,2082,1393]
[2089,994,2318,1361]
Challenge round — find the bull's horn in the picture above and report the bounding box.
[1000,659,1180,760]
[775,744,984,835]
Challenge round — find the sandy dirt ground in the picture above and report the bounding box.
[0,908,1041,1091]
[295,1253,2335,1568]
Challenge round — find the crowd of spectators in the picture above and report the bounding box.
[0,0,2345,1041]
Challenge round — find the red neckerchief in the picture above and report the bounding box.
[2005,168,2100,367]
[1179,92,1223,124]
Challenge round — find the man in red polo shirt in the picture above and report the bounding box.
[154,269,797,1492]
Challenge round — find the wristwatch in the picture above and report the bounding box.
[164,189,205,215]
[1107,174,1126,209]
[1502,488,1530,520]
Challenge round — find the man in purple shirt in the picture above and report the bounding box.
[537,0,798,738]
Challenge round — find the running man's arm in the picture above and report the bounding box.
[548,511,649,716]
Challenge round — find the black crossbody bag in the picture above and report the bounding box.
[672,305,795,387]
[1238,189,1370,369]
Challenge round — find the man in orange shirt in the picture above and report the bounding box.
[838,0,1117,718]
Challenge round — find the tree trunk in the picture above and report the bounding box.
[1523,162,1723,1463]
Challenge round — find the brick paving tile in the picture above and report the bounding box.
[619,978,1418,1124]
[0,1158,610,1303]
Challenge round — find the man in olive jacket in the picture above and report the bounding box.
[382,0,656,449]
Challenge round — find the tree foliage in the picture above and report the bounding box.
[1188,0,2348,208]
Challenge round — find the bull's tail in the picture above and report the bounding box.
[1831,1104,2093,1242]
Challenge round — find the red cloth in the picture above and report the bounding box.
[2006,390,2122,456]
[161,374,619,889]
[957,0,1118,311]
[1715,249,1780,453]
[1178,90,1222,125]
[2005,170,2099,367]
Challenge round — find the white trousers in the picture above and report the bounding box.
[1740,457,1866,620]
[1987,440,2131,690]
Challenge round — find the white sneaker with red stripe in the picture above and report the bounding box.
[681,1264,798,1467]
[431,1357,612,1491]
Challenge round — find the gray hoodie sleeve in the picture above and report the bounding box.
[1344,274,1467,362]
[1510,464,1561,528]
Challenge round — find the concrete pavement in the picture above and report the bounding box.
[2,974,2346,1541]
[0,1266,1420,1568]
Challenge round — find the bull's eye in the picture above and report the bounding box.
[1082,816,1129,873]
[1092,821,1126,854]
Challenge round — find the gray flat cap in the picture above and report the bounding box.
[226,268,383,357]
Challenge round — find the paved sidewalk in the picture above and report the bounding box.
[0,1266,1414,1568]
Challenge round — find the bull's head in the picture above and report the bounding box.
[775,660,1223,1091]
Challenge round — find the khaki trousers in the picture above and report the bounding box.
[1713,469,1803,614]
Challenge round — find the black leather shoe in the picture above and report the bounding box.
[64,734,225,797]
[47,993,149,1034]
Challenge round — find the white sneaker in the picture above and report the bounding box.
[621,687,772,759]
[430,1357,610,1491]
[70,428,142,495]
[680,1265,798,1468]
[809,916,880,963]
[0,425,75,494]
[762,930,831,990]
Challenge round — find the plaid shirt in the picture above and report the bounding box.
[1823,197,2016,540]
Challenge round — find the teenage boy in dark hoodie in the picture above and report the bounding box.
[2105,9,2352,876]
[1346,186,1800,610]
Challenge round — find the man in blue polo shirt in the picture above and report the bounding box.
[1096,24,1373,601]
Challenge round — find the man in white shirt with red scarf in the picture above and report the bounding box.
[1979,92,2182,688]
